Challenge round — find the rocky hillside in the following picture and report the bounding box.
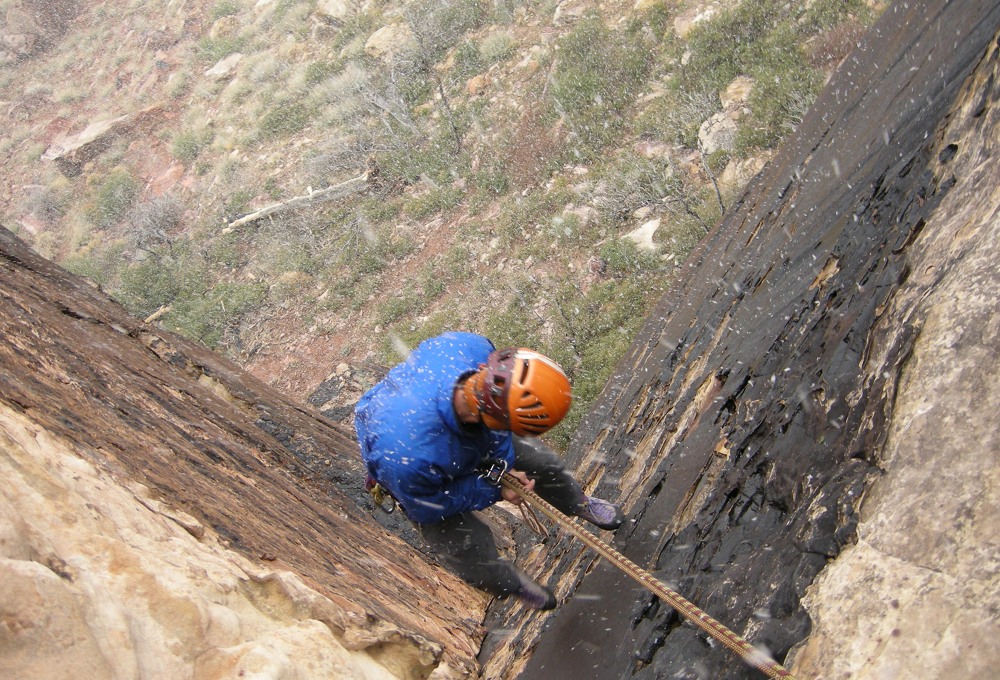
[0,0,881,447]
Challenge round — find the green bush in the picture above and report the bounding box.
[61,242,127,290]
[479,32,517,65]
[550,16,652,154]
[404,186,465,220]
[259,97,315,137]
[375,292,423,326]
[599,238,661,277]
[87,170,139,229]
[593,154,679,223]
[167,281,267,348]
[172,128,213,165]
[673,0,865,155]
[304,59,339,86]
[211,0,240,19]
[197,35,245,63]
[634,87,718,148]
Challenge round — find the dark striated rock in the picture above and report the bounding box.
[480,1,1000,678]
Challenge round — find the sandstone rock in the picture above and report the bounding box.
[466,74,490,96]
[698,111,737,154]
[792,40,1000,678]
[316,0,357,22]
[552,1,590,26]
[718,152,770,190]
[720,75,754,110]
[205,52,244,81]
[674,5,717,39]
[0,32,36,61]
[209,15,241,39]
[40,105,167,176]
[0,227,483,679]
[40,115,129,176]
[364,23,415,61]
[623,217,660,252]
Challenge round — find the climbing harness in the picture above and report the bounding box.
[500,472,797,680]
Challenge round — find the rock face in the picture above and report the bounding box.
[480,2,1000,679]
[0,227,484,679]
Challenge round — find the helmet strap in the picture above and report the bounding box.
[459,370,484,423]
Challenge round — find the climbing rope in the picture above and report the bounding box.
[500,473,797,680]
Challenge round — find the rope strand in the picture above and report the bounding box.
[501,473,796,680]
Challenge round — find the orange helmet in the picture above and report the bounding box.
[462,348,572,436]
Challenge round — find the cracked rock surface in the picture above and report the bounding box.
[480,2,1000,678]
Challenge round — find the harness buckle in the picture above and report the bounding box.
[479,457,508,486]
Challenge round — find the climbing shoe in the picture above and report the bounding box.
[576,495,624,531]
[515,572,557,610]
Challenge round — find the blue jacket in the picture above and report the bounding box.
[354,332,516,524]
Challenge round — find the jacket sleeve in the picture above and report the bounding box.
[382,460,503,524]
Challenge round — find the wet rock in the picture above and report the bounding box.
[480,2,1000,678]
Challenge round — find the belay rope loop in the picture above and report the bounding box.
[500,473,797,680]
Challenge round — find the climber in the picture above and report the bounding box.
[354,331,624,610]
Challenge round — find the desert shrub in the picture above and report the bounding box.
[304,59,340,87]
[404,185,465,220]
[550,15,653,155]
[800,0,875,31]
[259,96,315,137]
[126,194,184,251]
[172,128,214,164]
[592,154,679,223]
[196,35,245,63]
[451,39,485,84]
[379,125,471,186]
[417,258,450,299]
[543,276,661,448]
[61,242,127,290]
[167,281,267,348]
[375,292,423,326]
[479,31,517,65]
[211,0,240,19]
[674,0,872,155]
[680,0,786,96]
[737,65,821,152]
[477,277,546,352]
[118,255,194,318]
[635,87,718,148]
[222,187,254,220]
[599,238,661,277]
[87,169,139,229]
[491,182,574,249]
[24,183,70,223]
[388,311,453,353]
[205,230,249,269]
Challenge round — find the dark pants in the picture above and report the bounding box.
[416,437,583,597]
